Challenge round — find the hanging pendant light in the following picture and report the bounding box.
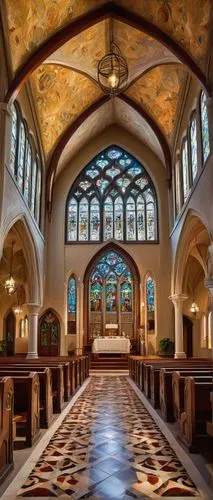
[3,241,17,295]
[97,19,128,97]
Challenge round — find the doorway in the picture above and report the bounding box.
[4,310,16,356]
[183,315,193,357]
[38,309,60,356]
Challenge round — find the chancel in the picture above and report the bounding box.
[0,1,213,499]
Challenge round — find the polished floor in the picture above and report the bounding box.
[13,376,208,498]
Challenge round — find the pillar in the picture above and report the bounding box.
[0,102,12,228]
[26,304,40,359]
[169,294,187,358]
[75,278,82,355]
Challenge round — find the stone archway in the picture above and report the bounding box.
[83,243,140,348]
[38,309,61,356]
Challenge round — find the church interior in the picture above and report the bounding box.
[0,1,213,498]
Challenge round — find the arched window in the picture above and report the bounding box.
[181,138,189,202]
[175,156,181,215]
[10,104,18,175]
[190,116,198,182]
[9,102,42,228]
[146,276,155,333]
[17,121,26,191]
[67,276,77,334]
[200,312,207,348]
[200,91,210,164]
[66,146,158,243]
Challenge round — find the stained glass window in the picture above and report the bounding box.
[68,277,76,313]
[200,91,210,163]
[66,146,157,243]
[90,274,102,312]
[190,117,198,182]
[9,102,42,228]
[126,196,136,240]
[146,276,155,312]
[24,139,32,203]
[182,139,189,202]
[10,104,18,174]
[90,197,100,241]
[17,122,26,190]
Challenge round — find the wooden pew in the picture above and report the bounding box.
[0,377,13,484]
[172,370,213,421]
[0,372,40,446]
[179,377,212,451]
[0,366,53,428]
[159,364,213,421]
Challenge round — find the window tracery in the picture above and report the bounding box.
[66,146,158,243]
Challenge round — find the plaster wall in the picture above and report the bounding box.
[45,126,173,355]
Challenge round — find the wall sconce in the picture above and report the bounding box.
[190,302,199,317]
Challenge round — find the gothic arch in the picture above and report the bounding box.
[38,308,61,356]
[83,242,140,345]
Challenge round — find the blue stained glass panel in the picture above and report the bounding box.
[182,139,189,201]
[106,283,117,311]
[116,177,130,192]
[17,122,26,190]
[96,158,109,168]
[68,277,76,313]
[146,276,155,312]
[86,168,99,179]
[119,157,132,167]
[90,282,102,311]
[127,166,142,177]
[96,263,110,277]
[114,262,126,276]
[107,148,122,160]
[200,91,210,163]
[121,282,132,312]
[79,180,91,191]
[96,178,109,193]
[10,104,18,174]
[106,166,120,178]
[135,177,148,190]
[190,118,198,182]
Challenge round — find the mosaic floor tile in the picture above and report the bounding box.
[17,377,201,498]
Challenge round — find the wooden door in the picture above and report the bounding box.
[4,310,16,356]
[39,310,60,356]
[183,315,193,358]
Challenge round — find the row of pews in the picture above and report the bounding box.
[129,356,213,452]
[0,355,89,485]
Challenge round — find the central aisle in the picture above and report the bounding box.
[17,377,203,498]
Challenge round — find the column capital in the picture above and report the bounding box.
[25,303,41,315]
[204,278,213,290]
[169,293,188,305]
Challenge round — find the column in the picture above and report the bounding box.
[207,96,213,153]
[204,278,213,437]
[75,278,82,355]
[26,304,40,359]
[169,294,188,358]
[0,102,12,225]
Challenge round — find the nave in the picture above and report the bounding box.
[2,376,211,499]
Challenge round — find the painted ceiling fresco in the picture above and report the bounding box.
[48,20,177,83]
[3,0,210,74]
[30,64,103,156]
[125,64,188,142]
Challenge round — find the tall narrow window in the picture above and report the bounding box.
[90,197,100,241]
[126,196,136,240]
[24,139,32,204]
[137,195,145,240]
[31,160,37,217]
[66,146,158,243]
[146,276,155,333]
[67,198,77,241]
[17,122,26,191]
[145,191,155,240]
[67,276,76,334]
[10,104,18,174]
[35,165,41,225]
[104,197,113,240]
[175,158,181,215]
[79,197,89,241]
[200,91,210,163]
[182,139,189,202]
[114,196,123,240]
[190,117,198,182]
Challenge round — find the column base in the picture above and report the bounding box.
[75,348,83,355]
[174,352,186,359]
[26,352,39,359]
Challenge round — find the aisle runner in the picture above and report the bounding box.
[18,377,200,498]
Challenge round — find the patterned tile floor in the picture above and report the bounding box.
[17,377,201,498]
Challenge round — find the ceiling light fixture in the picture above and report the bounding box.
[97,19,128,97]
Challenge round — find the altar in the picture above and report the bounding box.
[92,336,131,354]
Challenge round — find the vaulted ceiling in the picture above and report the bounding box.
[1,0,212,202]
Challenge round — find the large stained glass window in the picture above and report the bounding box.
[190,117,198,182]
[200,91,210,163]
[66,146,158,243]
[9,102,42,227]
[182,138,189,202]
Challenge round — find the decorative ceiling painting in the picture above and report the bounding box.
[30,64,103,156]
[125,64,188,142]
[3,0,210,74]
